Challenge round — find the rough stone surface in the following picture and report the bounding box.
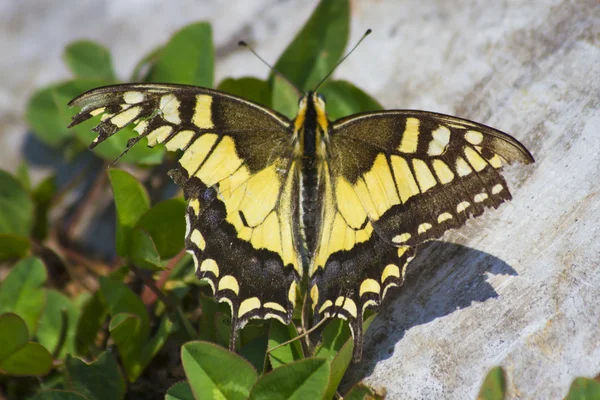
[1,0,599,398]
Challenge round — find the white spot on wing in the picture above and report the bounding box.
[417,223,432,234]
[474,193,489,203]
[437,212,453,223]
[159,94,181,124]
[457,201,471,213]
[465,130,484,145]
[90,107,105,116]
[455,156,473,177]
[185,214,191,238]
[392,233,411,243]
[428,126,451,156]
[492,184,504,194]
[124,91,145,104]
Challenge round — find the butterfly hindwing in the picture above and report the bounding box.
[69,84,303,346]
[171,165,301,349]
[310,110,533,361]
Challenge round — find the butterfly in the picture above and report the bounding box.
[68,76,533,362]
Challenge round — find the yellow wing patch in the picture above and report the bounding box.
[398,117,420,153]
[180,134,219,175]
[390,156,420,203]
[364,154,401,216]
[193,95,214,129]
[312,165,375,272]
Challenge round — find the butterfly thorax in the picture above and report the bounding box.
[295,92,329,258]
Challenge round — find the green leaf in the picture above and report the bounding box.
[240,322,269,348]
[197,295,220,342]
[271,75,299,119]
[477,366,506,400]
[565,377,600,400]
[314,319,350,360]
[343,383,386,400]
[248,358,331,400]
[150,22,214,88]
[165,381,194,400]
[108,313,144,381]
[27,83,77,146]
[131,46,164,82]
[64,40,116,81]
[36,290,80,358]
[0,313,29,361]
[318,314,376,400]
[74,290,108,355]
[99,276,149,363]
[272,0,349,91]
[239,335,268,373]
[107,169,150,256]
[130,228,162,270]
[0,169,34,237]
[268,321,303,368]
[0,233,30,260]
[64,352,125,400]
[0,313,53,376]
[136,198,186,259]
[102,285,172,382]
[181,341,258,400]
[29,390,89,400]
[99,276,149,338]
[0,257,47,334]
[214,311,233,349]
[218,77,272,108]
[0,342,53,376]
[31,174,57,240]
[319,80,383,121]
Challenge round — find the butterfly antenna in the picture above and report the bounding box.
[238,41,303,95]
[313,29,372,92]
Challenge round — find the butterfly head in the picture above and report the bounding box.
[296,92,329,131]
[294,92,330,157]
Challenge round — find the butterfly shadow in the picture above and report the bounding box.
[341,239,517,390]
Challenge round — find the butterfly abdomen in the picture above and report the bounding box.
[301,161,319,253]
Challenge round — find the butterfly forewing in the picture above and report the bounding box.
[69,84,303,347]
[309,110,533,361]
